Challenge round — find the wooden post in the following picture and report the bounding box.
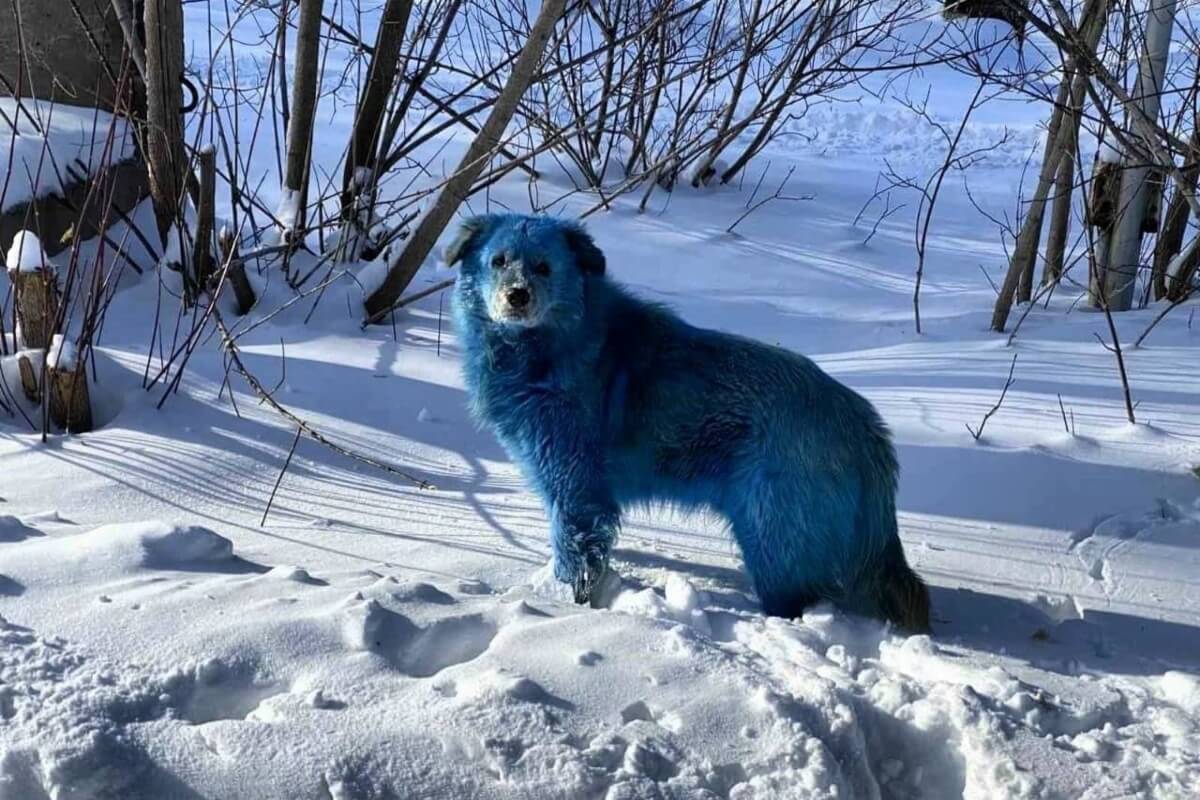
[44,336,92,433]
[12,268,59,349]
[191,146,216,296]
[50,365,93,433]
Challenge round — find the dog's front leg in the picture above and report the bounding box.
[525,401,619,606]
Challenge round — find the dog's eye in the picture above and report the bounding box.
[532,261,550,277]
[491,254,506,269]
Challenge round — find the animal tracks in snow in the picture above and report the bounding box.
[341,594,501,678]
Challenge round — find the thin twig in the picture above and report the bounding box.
[966,353,1018,441]
[261,424,303,526]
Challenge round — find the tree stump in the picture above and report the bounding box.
[12,268,59,349]
[49,363,93,433]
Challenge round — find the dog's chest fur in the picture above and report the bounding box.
[464,325,603,438]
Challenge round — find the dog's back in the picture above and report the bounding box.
[587,284,930,630]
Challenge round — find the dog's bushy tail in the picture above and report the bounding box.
[856,443,931,633]
[875,545,931,633]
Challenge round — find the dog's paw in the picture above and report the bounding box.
[573,554,611,607]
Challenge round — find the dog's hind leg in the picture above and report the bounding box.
[723,466,853,621]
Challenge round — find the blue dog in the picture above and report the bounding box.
[450,213,930,631]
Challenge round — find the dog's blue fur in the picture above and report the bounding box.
[450,213,930,630]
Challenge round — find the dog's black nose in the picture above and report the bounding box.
[506,287,530,309]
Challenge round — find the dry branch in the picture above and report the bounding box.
[214,310,432,489]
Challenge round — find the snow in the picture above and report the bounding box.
[355,252,391,299]
[45,334,77,371]
[0,8,1198,800]
[0,99,136,213]
[1,155,1197,795]
[4,230,49,273]
[276,187,303,231]
[1098,138,1123,164]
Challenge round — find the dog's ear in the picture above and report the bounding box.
[562,223,606,276]
[443,215,491,266]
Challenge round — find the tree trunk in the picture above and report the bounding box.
[1042,153,1076,287]
[1042,67,1088,287]
[990,81,1072,329]
[1165,234,1200,300]
[1151,127,1200,299]
[1020,77,1075,303]
[991,0,1108,331]
[219,228,257,315]
[110,0,147,83]
[1099,0,1177,311]
[340,0,413,227]
[143,0,187,244]
[279,0,323,239]
[363,0,568,323]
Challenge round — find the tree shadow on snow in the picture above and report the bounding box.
[931,585,1200,676]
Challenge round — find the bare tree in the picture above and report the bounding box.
[1098,0,1178,311]
[143,0,187,243]
[1152,117,1200,299]
[338,0,413,259]
[363,0,568,323]
[990,0,1108,332]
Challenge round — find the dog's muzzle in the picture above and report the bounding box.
[489,283,539,324]
[506,287,530,310]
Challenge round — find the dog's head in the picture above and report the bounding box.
[446,214,605,329]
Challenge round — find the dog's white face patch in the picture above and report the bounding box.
[486,282,545,327]
[485,257,547,327]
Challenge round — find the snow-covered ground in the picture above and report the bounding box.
[2,12,1200,800]
[0,99,135,213]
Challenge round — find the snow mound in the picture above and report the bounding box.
[46,334,78,371]
[0,100,136,214]
[92,521,235,568]
[0,516,43,543]
[4,230,49,272]
[0,521,236,582]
